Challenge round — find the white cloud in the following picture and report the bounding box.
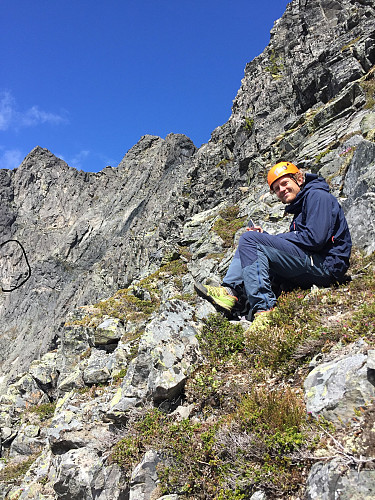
[0,148,23,169]
[0,91,68,131]
[0,92,14,131]
[20,105,67,127]
[68,150,90,169]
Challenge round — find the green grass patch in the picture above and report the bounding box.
[197,314,246,363]
[0,455,39,484]
[24,402,56,421]
[212,206,247,247]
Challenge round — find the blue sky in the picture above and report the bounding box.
[1,1,289,172]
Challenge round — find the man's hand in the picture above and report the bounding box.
[247,225,263,233]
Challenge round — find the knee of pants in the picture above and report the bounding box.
[238,232,263,267]
[238,231,262,253]
[239,231,261,244]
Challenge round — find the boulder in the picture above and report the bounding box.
[83,348,113,385]
[53,447,127,499]
[94,317,126,346]
[304,344,375,425]
[129,450,162,500]
[305,458,375,500]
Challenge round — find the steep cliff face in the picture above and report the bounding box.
[0,134,196,383]
[0,0,375,498]
[191,0,375,197]
[231,0,375,153]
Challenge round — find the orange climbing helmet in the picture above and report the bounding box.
[267,161,301,189]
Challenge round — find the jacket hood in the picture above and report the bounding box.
[285,174,330,215]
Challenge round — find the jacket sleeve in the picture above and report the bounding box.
[277,190,335,252]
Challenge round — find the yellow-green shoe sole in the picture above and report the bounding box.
[194,281,235,313]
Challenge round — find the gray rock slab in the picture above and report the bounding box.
[305,458,375,499]
[108,300,201,418]
[343,140,375,255]
[129,450,161,500]
[304,351,375,424]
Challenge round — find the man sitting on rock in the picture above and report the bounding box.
[195,162,352,321]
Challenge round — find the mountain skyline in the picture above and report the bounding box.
[1,0,289,172]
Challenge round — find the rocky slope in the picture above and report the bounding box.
[0,0,375,498]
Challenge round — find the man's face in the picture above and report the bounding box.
[272,174,301,204]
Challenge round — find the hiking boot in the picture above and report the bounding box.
[249,308,275,330]
[194,282,238,313]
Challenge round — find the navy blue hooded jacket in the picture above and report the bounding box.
[277,173,352,279]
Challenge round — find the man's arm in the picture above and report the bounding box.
[277,190,336,251]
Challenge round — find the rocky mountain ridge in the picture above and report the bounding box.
[0,0,375,498]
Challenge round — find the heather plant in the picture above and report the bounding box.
[243,289,321,372]
[236,387,305,435]
[209,387,307,495]
[197,313,246,363]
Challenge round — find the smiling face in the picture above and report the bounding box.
[272,173,304,204]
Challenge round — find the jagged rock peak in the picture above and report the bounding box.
[118,133,197,171]
[19,146,71,171]
[229,0,375,154]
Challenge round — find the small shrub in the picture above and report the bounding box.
[236,387,305,437]
[110,408,166,470]
[25,402,56,421]
[244,289,321,372]
[198,314,246,363]
[110,435,143,469]
[244,116,254,133]
[265,49,284,78]
[185,365,223,408]
[0,455,39,484]
[212,206,247,247]
[216,159,231,168]
[216,489,247,500]
[112,369,127,383]
[361,77,375,109]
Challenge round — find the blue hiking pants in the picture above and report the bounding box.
[223,231,332,313]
